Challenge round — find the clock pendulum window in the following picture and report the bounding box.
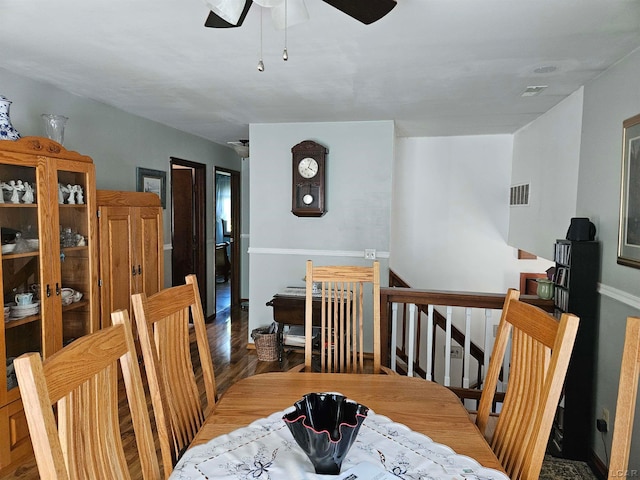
[291,140,327,217]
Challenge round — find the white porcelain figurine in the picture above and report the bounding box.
[9,180,22,204]
[21,182,34,204]
[75,185,84,204]
[58,183,69,204]
[66,184,76,204]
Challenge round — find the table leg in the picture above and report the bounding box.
[277,322,284,363]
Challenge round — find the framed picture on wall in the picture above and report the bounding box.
[136,167,166,209]
[617,113,640,268]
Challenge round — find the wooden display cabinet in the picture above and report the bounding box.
[97,190,163,329]
[0,137,99,471]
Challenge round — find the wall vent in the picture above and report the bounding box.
[510,183,530,206]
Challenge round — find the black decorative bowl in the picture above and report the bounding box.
[283,392,369,475]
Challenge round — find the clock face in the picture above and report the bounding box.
[298,157,319,179]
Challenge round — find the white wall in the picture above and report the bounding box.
[509,88,584,258]
[390,135,554,384]
[240,158,251,300]
[391,135,554,292]
[247,121,394,339]
[0,67,242,316]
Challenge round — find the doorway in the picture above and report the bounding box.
[214,167,241,315]
[170,158,207,312]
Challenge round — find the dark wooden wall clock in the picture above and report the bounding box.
[291,140,327,217]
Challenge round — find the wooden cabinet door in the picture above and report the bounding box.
[136,206,163,299]
[97,190,163,329]
[98,206,135,328]
[0,156,48,406]
[53,157,99,347]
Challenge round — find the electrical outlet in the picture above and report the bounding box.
[602,407,610,425]
[596,407,610,433]
[364,249,376,260]
[450,346,463,359]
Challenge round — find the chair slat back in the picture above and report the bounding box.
[303,260,382,374]
[608,316,640,479]
[132,274,216,475]
[14,312,161,480]
[475,288,579,480]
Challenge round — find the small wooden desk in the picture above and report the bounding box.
[188,372,504,473]
[266,288,326,360]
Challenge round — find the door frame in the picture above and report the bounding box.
[170,157,207,312]
[214,167,241,308]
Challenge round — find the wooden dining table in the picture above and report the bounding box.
[187,372,505,473]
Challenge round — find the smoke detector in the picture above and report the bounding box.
[521,85,547,97]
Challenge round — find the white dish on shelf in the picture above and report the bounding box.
[1,244,15,254]
[10,301,39,310]
[10,301,40,318]
[25,239,39,250]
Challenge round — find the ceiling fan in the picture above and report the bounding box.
[204,0,397,29]
[228,139,250,158]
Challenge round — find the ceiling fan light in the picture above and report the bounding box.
[228,141,250,158]
[253,0,284,6]
[271,0,308,29]
[204,0,246,24]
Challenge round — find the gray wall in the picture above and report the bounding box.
[247,121,394,339]
[509,50,640,469]
[578,48,640,470]
[0,67,242,316]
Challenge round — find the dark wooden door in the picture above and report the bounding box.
[172,168,194,282]
[171,159,206,313]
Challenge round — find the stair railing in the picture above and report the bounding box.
[380,270,554,396]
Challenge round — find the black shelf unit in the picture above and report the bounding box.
[550,239,600,460]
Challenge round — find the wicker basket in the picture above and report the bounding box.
[252,326,278,362]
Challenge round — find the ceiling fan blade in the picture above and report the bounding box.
[321,0,396,25]
[204,0,253,28]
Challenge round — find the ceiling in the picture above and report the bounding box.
[2,0,640,147]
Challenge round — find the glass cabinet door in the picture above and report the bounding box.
[56,163,94,347]
[0,162,43,396]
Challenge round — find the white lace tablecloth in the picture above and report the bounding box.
[170,409,509,480]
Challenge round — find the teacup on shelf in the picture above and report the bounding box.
[15,293,33,305]
[61,288,74,306]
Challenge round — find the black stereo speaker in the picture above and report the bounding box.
[566,217,596,241]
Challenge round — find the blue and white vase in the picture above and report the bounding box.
[0,95,21,141]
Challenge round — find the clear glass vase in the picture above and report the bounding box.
[41,114,68,145]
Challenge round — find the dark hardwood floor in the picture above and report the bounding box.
[0,304,303,480]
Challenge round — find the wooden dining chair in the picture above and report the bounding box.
[607,316,640,480]
[460,288,579,480]
[14,311,161,480]
[293,260,392,374]
[131,274,217,476]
